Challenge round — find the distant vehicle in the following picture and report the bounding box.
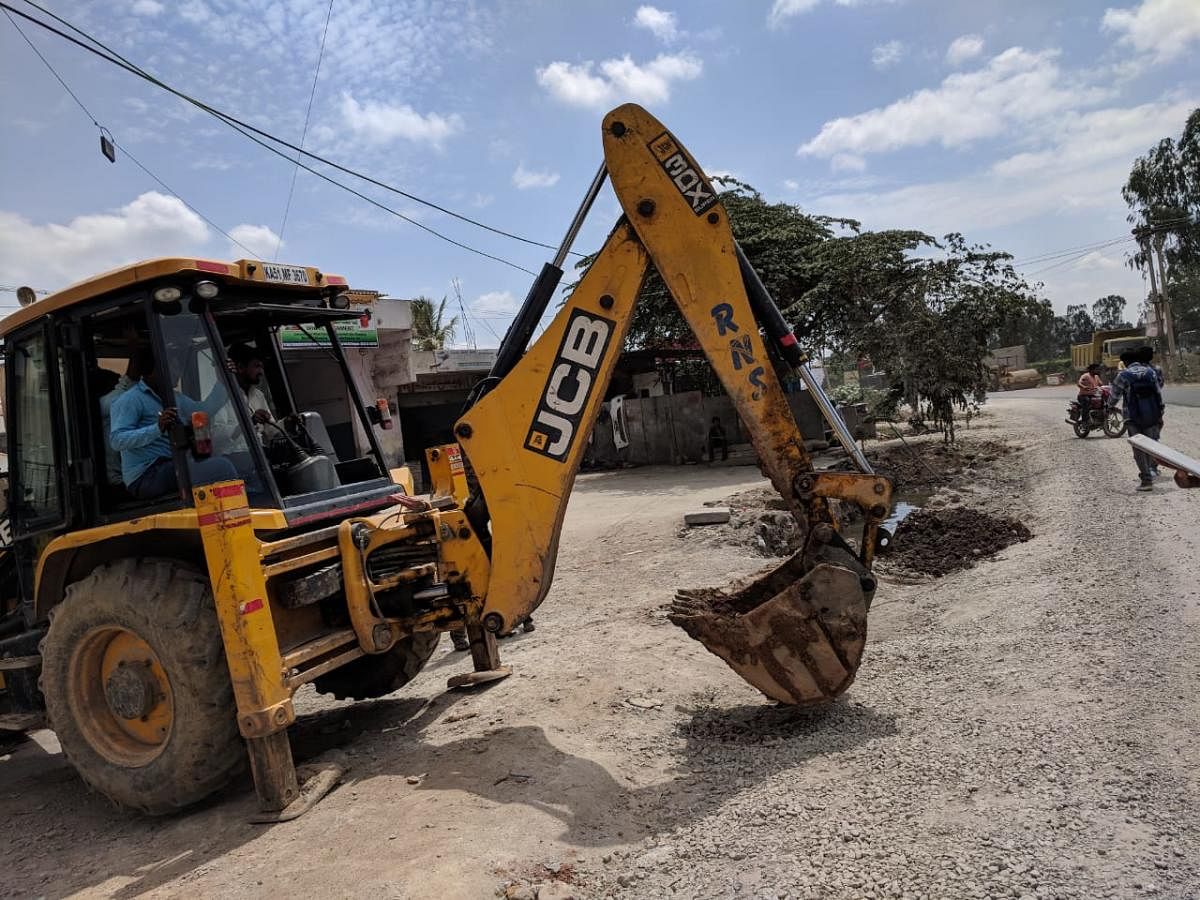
[1070,328,1144,373]
[994,367,1041,390]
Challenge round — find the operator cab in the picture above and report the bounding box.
[3,258,400,545]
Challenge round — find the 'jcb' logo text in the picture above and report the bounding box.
[526,311,615,460]
[648,131,718,216]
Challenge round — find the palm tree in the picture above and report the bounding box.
[410,295,458,351]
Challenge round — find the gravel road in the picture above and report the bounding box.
[1,397,1197,899]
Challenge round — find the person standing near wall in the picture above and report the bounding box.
[707,416,728,463]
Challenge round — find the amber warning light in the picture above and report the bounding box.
[191,412,213,458]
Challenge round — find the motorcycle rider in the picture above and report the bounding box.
[1076,363,1103,420]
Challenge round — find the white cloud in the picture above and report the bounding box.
[871,40,905,69]
[0,192,210,290]
[633,6,679,42]
[768,0,895,28]
[768,0,820,28]
[1102,0,1200,64]
[178,0,212,24]
[783,178,801,191]
[339,94,464,146]
[831,153,867,173]
[799,47,1109,160]
[472,290,518,316]
[800,99,1194,236]
[536,52,702,108]
[130,0,163,15]
[228,224,282,259]
[472,193,494,208]
[512,164,560,190]
[1071,250,1121,272]
[946,34,985,66]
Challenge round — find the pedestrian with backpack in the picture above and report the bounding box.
[1109,348,1166,491]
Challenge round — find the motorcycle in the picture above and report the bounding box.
[1066,385,1126,438]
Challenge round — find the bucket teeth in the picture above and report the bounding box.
[670,556,868,706]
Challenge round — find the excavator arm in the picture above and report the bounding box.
[454,104,892,705]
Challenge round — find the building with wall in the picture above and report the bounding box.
[279,289,414,467]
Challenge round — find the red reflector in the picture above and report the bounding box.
[325,275,347,285]
[195,260,229,273]
[239,598,264,615]
[780,333,798,347]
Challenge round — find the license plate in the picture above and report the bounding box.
[261,263,309,285]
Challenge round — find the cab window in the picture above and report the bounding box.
[9,328,64,529]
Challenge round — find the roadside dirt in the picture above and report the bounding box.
[2,400,1199,899]
[866,436,1015,491]
[681,434,1028,580]
[883,507,1033,578]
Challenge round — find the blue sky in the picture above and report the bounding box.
[1,0,1197,343]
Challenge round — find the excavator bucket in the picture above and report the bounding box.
[670,548,872,705]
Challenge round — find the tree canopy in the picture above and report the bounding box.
[574,179,1043,440]
[1123,107,1200,348]
[1091,294,1130,330]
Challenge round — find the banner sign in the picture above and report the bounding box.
[279,319,378,349]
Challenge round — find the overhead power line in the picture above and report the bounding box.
[1009,217,1194,268]
[1,7,259,257]
[7,0,578,263]
[275,0,334,260]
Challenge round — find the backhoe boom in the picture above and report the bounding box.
[455,104,892,705]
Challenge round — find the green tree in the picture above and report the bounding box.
[1064,304,1095,345]
[1123,108,1200,358]
[574,181,1041,441]
[1123,108,1200,272]
[410,295,458,351]
[1092,294,1130,329]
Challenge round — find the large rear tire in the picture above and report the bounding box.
[313,632,440,701]
[1072,420,1091,438]
[40,560,244,814]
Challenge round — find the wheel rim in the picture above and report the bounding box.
[68,626,174,767]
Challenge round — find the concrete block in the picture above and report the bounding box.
[684,507,731,526]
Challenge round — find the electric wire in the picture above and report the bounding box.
[275,0,334,260]
[2,0,536,275]
[8,0,580,259]
[2,7,259,257]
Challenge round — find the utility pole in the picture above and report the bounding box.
[1138,231,1175,381]
[1151,235,1179,378]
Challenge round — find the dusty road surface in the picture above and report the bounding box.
[2,397,1199,899]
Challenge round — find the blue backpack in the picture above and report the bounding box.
[1126,365,1163,427]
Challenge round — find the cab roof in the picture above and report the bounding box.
[0,257,348,338]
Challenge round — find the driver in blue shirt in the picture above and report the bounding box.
[110,348,238,500]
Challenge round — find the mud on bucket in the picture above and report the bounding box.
[669,549,871,705]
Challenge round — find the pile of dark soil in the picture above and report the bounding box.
[867,439,1014,491]
[883,507,1032,578]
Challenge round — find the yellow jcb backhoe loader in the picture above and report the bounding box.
[0,103,891,818]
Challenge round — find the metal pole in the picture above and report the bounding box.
[472,163,609,402]
[553,163,608,269]
[734,244,873,474]
[795,362,873,474]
